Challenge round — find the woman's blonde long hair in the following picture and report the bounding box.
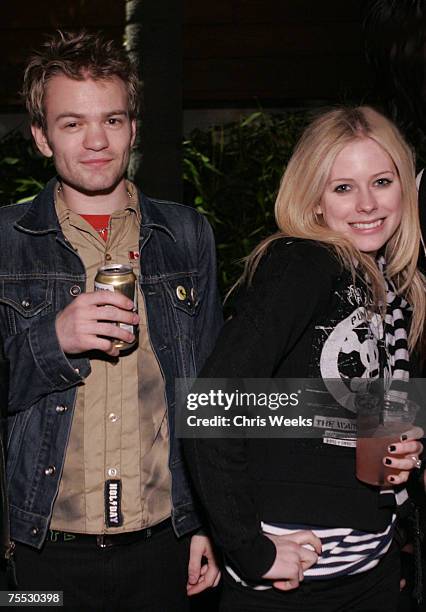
[243,106,426,351]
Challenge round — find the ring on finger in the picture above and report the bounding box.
[411,456,422,469]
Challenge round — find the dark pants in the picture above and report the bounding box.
[13,523,191,612]
[220,541,401,612]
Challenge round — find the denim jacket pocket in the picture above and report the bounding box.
[0,277,53,335]
[6,408,33,480]
[165,274,200,317]
[164,274,201,376]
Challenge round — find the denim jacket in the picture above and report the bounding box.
[0,178,223,548]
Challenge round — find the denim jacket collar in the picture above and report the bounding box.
[15,178,61,234]
[137,191,177,243]
[15,176,177,243]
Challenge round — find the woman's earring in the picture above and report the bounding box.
[314,210,322,223]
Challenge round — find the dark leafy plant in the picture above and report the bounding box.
[0,130,53,204]
[183,111,310,295]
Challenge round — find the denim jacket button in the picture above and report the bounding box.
[21,299,31,309]
[31,527,39,536]
[55,405,68,413]
[69,285,81,297]
[44,465,56,476]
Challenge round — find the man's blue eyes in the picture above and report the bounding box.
[64,118,122,128]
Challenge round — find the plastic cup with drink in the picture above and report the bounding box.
[355,392,418,487]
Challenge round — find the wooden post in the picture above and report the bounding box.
[125,0,183,202]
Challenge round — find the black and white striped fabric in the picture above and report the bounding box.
[226,257,411,586]
[227,508,399,588]
[377,255,410,391]
[227,490,408,588]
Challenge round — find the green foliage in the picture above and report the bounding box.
[0,130,53,205]
[183,111,309,295]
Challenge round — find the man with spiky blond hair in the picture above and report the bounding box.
[0,30,221,611]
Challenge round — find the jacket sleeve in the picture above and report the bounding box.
[2,312,90,414]
[0,335,8,438]
[193,214,223,370]
[183,240,337,581]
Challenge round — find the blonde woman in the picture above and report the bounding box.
[184,107,425,611]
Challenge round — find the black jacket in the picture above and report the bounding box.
[184,239,405,581]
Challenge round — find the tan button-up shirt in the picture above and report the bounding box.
[50,183,171,534]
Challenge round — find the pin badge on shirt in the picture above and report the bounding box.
[176,285,187,300]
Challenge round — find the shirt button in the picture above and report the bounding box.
[108,413,119,423]
[107,468,118,477]
[55,405,68,413]
[44,466,56,476]
[105,253,112,261]
[69,285,81,297]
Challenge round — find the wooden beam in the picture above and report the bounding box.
[127,0,183,201]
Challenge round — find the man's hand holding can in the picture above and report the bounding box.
[55,291,139,357]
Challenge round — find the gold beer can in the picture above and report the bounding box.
[94,264,138,350]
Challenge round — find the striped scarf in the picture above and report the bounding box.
[376,255,410,392]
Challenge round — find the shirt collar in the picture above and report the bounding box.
[55,179,141,224]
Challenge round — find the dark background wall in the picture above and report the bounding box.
[183,0,371,107]
[1,0,371,112]
[0,1,124,111]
